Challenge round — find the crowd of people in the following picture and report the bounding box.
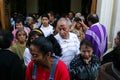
[0,11,120,80]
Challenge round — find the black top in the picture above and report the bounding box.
[69,54,100,80]
[102,50,114,65]
[0,50,24,80]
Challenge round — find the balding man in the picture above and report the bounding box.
[55,18,80,67]
[85,14,108,59]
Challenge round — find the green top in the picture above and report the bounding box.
[11,42,26,61]
[11,42,26,79]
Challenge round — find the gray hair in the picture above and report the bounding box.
[57,17,71,27]
[26,16,33,22]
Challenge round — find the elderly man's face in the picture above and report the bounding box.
[57,21,70,39]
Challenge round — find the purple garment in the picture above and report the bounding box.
[85,23,108,58]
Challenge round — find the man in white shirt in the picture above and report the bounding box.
[40,13,54,37]
[55,18,80,67]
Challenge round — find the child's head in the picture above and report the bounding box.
[15,19,24,30]
[16,30,27,43]
[80,39,93,60]
[41,13,49,27]
[27,29,44,46]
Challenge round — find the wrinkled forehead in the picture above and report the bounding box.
[57,20,68,27]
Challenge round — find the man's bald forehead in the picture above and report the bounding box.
[57,18,69,27]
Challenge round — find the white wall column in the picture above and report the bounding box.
[111,0,120,46]
[26,0,38,15]
[96,0,114,48]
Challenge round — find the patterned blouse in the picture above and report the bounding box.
[69,54,100,80]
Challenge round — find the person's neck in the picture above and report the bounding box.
[18,41,26,46]
[18,27,24,30]
[70,18,73,21]
[49,57,54,70]
[83,57,91,64]
[42,57,54,71]
[43,24,49,27]
[62,33,69,39]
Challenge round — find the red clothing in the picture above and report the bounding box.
[26,60,70,80]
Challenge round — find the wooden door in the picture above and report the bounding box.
[91,0,97,14]
[0,0,10,30]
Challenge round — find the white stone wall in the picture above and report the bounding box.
[111,0,120,46]
[96,0,120,47]
[97,0,114,47]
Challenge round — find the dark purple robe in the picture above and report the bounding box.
[85,23,108,58]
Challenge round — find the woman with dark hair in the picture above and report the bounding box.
[24,29,44,66]
[11,30,27,65]
[25,35,70,80]
[11,29,27,80]
[70,17,85,41]
[69,39,100,80]
[0,30,24,80]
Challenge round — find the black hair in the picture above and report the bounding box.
[41,13,49,20]
[46,34,62,57]
[87,14,99,24]
[80,39,93,50]
[74,17,82,22]
[117,31,120,39]
[68,11,75,17]
[48,11,55,17]
[112,45,120,70]
[15,19,24,26]
[114,31,120,47]
[16,30,27,40]
[0,30,13,49]
[27,29,44,47]
[31,34,62,57]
